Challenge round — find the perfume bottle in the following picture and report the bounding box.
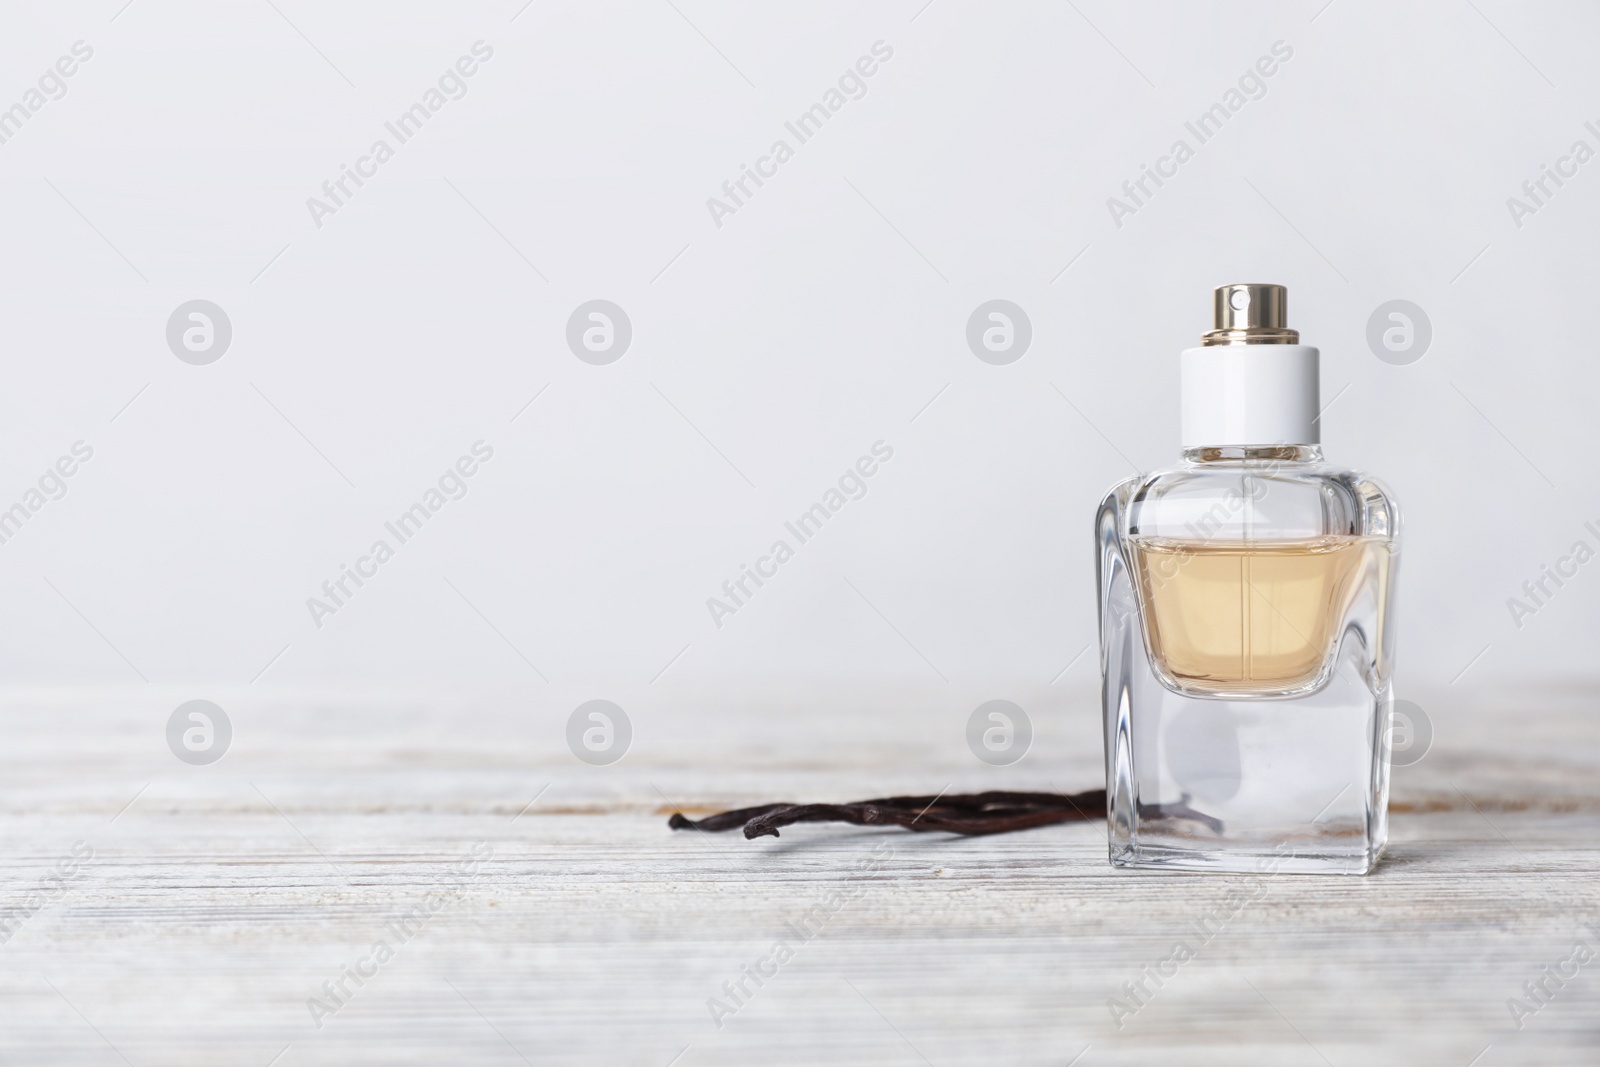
[1097,284,1399,874]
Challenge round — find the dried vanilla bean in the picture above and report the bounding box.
[668,789,1107,839]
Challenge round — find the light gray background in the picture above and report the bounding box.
[0,0,1594,718]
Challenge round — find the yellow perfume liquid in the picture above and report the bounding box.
[1129,535,1388,693]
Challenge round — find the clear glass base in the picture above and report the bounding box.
[1110,841,1384,876]
[1104,648,1390,875]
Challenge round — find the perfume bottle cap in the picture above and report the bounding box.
[1182,283,1319,447]
[1203,283,1299,345]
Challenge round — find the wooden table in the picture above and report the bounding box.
[1,682,1596,1065]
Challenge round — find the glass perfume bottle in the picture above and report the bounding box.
[1097,284,1399,874]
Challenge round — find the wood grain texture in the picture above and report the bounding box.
[1,682,1598,1065]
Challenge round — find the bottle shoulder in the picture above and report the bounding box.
[1100,462,1399,543]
